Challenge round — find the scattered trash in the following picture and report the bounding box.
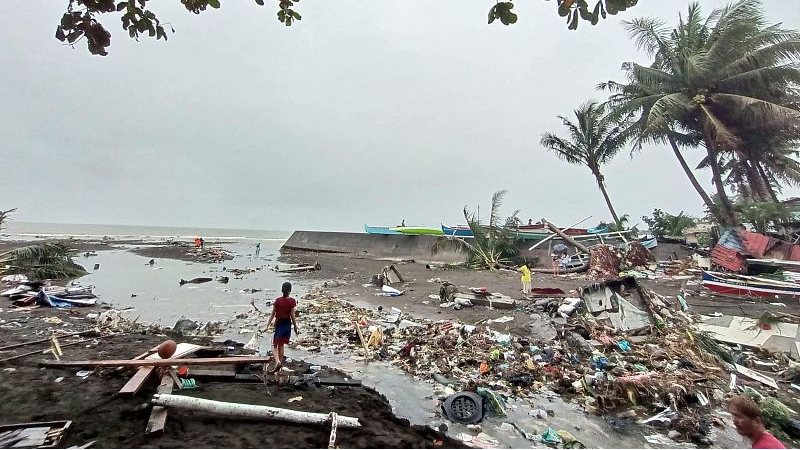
[541,427,562,445]
[487,316,514,324]
[287,396,303,403]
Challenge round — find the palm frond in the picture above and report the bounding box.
[540,133,586,165]
[0,208,17,233]
[0,243,87,280]
[699,104,741,150]
[489,190,507,230]
[643,92,691,135]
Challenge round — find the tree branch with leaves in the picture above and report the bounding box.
[56,0,640,56]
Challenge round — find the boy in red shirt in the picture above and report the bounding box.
[729,395,786,449]
[266,282,300,372]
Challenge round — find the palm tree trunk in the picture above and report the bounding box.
[703,136,738,226]
[739,155,770,202]
[668,135,716,212]
[755,161,780,203]
[594,172,621,225]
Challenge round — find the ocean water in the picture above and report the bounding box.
[1,221,290,242]
[1,222,306,326]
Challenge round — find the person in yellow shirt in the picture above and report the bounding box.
[518,265,531,294]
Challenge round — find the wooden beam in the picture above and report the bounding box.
[118,367,155,396]
[145,374,173,436]
[40,356,273,368]
[119,344,200,396]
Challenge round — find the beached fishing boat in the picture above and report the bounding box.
[514,230,550,241]
[701,271,800,298]
[390,226,444,236]
[364,225,402,235]
[441,225,473,237]
[587,226,609,234]
[639,236,658,249]
[518,224,589,236]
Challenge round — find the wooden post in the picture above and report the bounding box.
[389,265,404,283]
[353,320,371,359]
[145,373,174,436]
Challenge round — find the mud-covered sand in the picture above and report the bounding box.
[0,306,464,448]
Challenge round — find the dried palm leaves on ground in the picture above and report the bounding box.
[0,243,87,280]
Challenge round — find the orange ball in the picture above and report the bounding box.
[158,340,177,359]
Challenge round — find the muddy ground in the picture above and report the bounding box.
[0,306,463,448]
[278,250,792,329]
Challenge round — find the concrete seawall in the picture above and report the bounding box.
[281,231,467,264]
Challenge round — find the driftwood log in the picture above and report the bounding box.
[151,394,361,428]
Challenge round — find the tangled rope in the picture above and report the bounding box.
[327,412,338,449]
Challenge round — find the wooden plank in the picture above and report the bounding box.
[316,377,363,387]
[188,369,236,379]
[145,374,173,436]
[455,293,516,309]
[736,364,778,389]
[40,356,272,368]
[118,367,155,396]
[119,344,201,395]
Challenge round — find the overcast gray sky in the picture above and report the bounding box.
[1,0,799,232]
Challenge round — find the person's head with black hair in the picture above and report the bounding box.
[281,281,292,298]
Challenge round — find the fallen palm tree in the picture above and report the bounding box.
[431,190,522,270]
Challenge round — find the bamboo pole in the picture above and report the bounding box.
[0,338,97,363]
[0,330,94,352]
[528,216,592,251]
[541,219,591,253]
[39,356,273,368]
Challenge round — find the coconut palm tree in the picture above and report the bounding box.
[602,0,800,225]
[540,100,629,225]
[431,190,522,270]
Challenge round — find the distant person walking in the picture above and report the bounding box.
[401,219,406,227]
[528,218,533,226]
[255,242,261,257]
[266,281,300,372]
[729,395,786,449]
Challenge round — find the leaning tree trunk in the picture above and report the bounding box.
[739,155,771,202]
[593,171,621,226]
[703,136,738,226]
[755,161,781,203]
[667,134,717,213]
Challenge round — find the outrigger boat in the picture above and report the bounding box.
[701,270,800,298]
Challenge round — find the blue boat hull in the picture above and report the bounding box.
[364,225,402,235]
[441,225,473,237]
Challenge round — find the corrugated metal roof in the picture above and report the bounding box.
[790,245,800,261]
[717,229,746,253]
[711,244,746,272]
[739,230,772,259]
